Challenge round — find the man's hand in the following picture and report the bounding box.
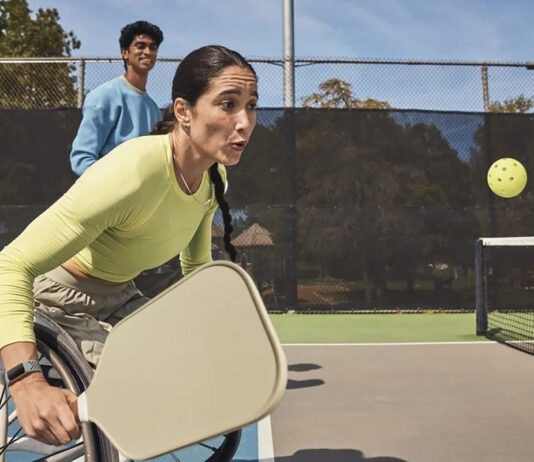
[9,373,81,446]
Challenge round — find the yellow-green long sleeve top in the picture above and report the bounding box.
[0,134,225,349]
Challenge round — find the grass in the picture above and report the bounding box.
[269,312,486,344]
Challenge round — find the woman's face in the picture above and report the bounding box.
[188,65,258,166]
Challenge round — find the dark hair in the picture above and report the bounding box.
[151,46,256,262]
[171,45,256,106]
[119,20,164,51]
[150,104,176,137]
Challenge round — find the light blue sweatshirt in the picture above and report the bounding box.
[70,76,162,176]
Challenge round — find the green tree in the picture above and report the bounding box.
[295,79,477,305]
[302,78,391,109]
[0,0,81,108]
[488,95,534,113]
[294,109,474,305]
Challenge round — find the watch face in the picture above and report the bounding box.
[7,363,25,381]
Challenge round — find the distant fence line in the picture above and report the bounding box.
[1,56,534,112]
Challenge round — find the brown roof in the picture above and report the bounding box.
[232,223,274,247]
[212,223,224,237]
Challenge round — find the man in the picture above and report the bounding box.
[70,21,163,176]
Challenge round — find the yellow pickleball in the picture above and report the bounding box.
[487,158,527,198]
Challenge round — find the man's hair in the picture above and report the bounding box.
[119,21,164,51]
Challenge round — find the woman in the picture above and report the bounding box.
[0,45,258,446]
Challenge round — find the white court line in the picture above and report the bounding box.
[257,415,275,462]
[282,341,495,346]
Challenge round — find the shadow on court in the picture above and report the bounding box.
[286,363,325,389]
[286,378,325,389]
[288,363,322,372]
[235,448,406,461]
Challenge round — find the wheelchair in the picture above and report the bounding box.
[0,310,241,461]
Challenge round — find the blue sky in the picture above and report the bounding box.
[25,0,534,60]
[22,0,534,110]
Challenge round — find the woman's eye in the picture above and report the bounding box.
[248,102,257,110]
[221,101,234,109]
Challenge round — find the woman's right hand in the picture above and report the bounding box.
[9,373,81,446]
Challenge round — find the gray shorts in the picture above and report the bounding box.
[33,266,148,366]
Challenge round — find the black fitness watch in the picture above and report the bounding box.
[5,360,42,386]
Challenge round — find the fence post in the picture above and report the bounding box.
[77,58,85,108]
[481,65,489,112]
[283,108,298,309]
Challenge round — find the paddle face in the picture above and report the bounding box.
[79,261,287,460]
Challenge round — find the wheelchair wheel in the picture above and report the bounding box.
[1,311,242,461]
[0,310,115,461]
[166,430,241,462]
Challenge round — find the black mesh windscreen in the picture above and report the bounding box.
[2,108,534,309]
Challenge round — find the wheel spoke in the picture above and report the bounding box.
[198,441,218,452]
[0,426,24,455]
[32,441,85,461]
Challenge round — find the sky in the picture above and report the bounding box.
[25,0,534,60]
[22,0,534,110]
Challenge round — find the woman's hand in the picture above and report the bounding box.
[9,373,81,445]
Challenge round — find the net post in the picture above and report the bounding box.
[475,238,487,336]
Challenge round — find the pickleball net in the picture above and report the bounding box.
[476,236,534,354]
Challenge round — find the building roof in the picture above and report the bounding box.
[232,223,274,247]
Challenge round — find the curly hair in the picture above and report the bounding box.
[119,20,163,51]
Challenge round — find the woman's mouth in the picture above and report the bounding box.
[230,141,246,151]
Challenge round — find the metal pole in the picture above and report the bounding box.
[282,0,295,108]
[475,239,487,336]
[481,65,489,112]
[77,58,85,108]
[281,0,297,308]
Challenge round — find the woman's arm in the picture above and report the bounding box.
[1,342,81,445]
[180,207,217,276]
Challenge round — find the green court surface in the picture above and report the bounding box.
[269,312,484,343]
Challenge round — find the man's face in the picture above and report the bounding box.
[121,34,158,75]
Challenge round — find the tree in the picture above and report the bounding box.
[293,109,474,305]
[302,78,391,109]
[488,95,534,113]
[0,0,81,108]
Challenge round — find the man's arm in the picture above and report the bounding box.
[70,103,116,176]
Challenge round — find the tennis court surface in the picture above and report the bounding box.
[267,341,534,462]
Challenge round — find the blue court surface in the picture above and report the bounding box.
[147,421,265,461]
[5,418,269,461]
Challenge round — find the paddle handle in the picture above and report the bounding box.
[77,391,89,423]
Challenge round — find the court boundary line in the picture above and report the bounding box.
[282,341,495,346]
[257,415,275,462]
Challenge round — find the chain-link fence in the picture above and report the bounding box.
[1,57,534,111]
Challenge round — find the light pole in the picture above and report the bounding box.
[283,0,295,108]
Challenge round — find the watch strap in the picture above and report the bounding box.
[6,360,42,386]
